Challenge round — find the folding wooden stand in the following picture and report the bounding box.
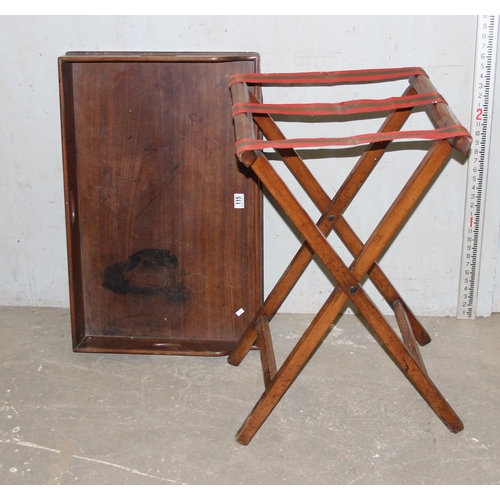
[228,67,472,445]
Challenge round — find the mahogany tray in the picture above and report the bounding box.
[58,52,262,356]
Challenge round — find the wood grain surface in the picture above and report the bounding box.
[59,52,262,355]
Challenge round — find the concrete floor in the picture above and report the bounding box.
[0,306,499,485]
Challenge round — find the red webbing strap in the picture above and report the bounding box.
[232,92,446,118]
[229,67,428,86]
[234,124,471,155]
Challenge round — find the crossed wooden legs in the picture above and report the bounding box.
[229,98,463,445]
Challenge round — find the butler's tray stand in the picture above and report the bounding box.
[228,67,472,445]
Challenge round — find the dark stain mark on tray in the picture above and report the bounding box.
[103,249,189,302]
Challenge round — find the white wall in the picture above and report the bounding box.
[1,15,499,316]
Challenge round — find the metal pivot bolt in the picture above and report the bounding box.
[348,285,358,294]
[328,215,335,221]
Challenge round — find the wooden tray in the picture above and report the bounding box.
[58,52,262,356]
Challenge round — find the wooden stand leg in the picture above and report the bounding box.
[393,300,427,374]
[256,316,277,388]
[236,290,349,445]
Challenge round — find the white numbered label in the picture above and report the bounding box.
[234,193,245,209]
